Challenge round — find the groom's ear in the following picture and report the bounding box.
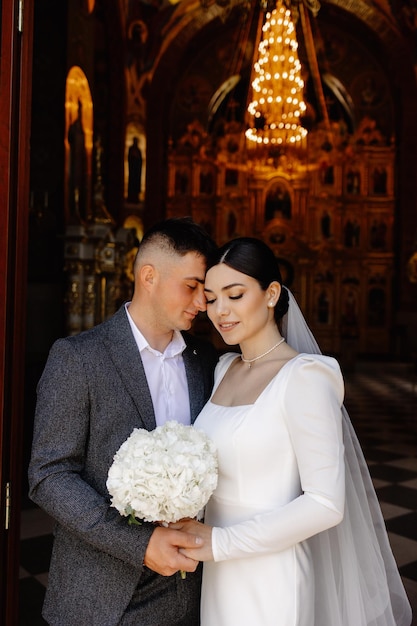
[140,264,157,291]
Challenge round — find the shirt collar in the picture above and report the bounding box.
[125,302,186,357]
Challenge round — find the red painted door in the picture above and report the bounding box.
[0,1,33,623]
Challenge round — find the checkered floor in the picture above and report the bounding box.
[19,360,417,625]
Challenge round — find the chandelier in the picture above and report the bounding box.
[246,0,308,146]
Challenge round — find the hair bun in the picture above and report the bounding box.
[275,285,289,320]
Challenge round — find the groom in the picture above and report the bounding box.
[28,217,219,625]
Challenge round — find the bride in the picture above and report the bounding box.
[172,237,412,626]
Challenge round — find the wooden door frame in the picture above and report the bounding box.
[0,1,34,623]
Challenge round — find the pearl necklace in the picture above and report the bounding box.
[241,337,286,368]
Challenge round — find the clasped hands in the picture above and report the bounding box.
[143,518,213,577]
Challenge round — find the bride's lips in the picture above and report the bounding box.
[218,322,239,332]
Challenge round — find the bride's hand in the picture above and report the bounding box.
[169,519,214,562]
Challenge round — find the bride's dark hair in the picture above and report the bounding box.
[217,237,289,322]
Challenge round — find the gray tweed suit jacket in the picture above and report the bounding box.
[28,306,218,626]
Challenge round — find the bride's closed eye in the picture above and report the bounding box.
[205,293,244,305]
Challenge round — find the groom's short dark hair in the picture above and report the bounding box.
[138,217,218,267]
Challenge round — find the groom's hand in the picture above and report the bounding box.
[170,519,214,562]
[144,525,203,576]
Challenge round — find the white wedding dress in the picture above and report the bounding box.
[195,345,412,626]
[194,352,345,626]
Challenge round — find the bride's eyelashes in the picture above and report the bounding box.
[205,293,244,305]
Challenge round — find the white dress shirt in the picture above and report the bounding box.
[125,304,191,426]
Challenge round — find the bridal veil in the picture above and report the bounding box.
[282,289,412,626]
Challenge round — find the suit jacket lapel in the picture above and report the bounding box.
[102,307,156,431]
[183,342,205,422]
[102,307,208,429]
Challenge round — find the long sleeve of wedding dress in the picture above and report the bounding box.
[211,355,345,562]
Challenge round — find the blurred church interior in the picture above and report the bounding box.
[26,0,417,358]
[1,0,417,623]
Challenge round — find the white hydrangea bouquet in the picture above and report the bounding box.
[107,420,218,527]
